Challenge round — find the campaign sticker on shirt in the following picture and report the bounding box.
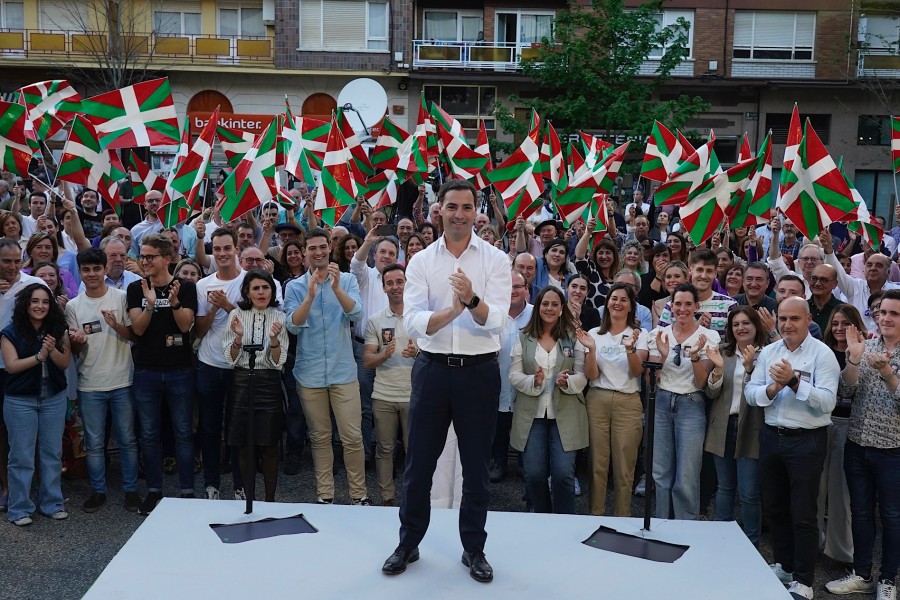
[82,321,102,335]
[795,370,811,384]
[381,328,395,345]
[563,346,574,358]
[165,335,184,347]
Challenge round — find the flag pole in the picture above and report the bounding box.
[892,115,899,229]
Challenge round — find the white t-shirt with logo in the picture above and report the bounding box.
[65,287,133,391]
[588,326,649,394]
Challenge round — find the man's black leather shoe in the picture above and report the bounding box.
[462,549,493,582]
[382,545,419,575]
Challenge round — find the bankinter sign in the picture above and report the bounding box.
[188,113,272,136]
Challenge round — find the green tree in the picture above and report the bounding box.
[494,0,709,153]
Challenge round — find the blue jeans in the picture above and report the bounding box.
[522,418,577,514]
[352,338,375,460]
[196,362,241,491]
[282,354,307,456]
[80,387,138,494]
[4,389,67,521]
[712,415,761,546]
[133,368,195,494]
[845,440,900,582]
[652,389,707,520]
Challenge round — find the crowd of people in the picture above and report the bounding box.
[0,170,898,597]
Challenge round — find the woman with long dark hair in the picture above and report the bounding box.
[333,234,362,273]
[1,283,72,525]
[667,231,688,264]
[509,286,591,514]
[583,282,648,516]
[704,306,767,545]
[224,270,289,502]
[638,243,672,309]
[533,238,573,292]
[565,273,601,332]
[278,240,306,284]
[574,217,620,309]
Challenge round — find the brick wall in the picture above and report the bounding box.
[275,0,413,72]
[692,7,727,77]
[815,10,853,80]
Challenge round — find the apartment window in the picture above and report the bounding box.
[39,0,91,31]
[733,12,815,60]
[649,10,694,58]
[858,116,892,146]
[299,0,389,51]
[423,85,496,133]
[496,11,554,46]
[220,7,265,37]
[154,12,201,36]
[422,10,483,42]
[766,113,830,145]
[1,1,23,29]
[854,170,897,223]
[860,14,900,50]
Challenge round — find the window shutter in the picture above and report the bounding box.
[865,15,898,48]
[793,13,815,48]
[732,12,753,47]
[752,13,794,49]
[300,0,322,48]
[323,0,365,49]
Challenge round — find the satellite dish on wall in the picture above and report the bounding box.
[338,78,387,138]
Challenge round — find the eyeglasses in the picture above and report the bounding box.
[672,343,682,367]
[798,257,822,263]
[809,276,835,284]
[138,254,161,262]
[243,257,267,264]
[512,284,527,290]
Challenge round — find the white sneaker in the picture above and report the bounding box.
[878,580,897,600]
[11,515,32,526]
[634,474,646,497]
[205,485,219,500]
[787,581,814,599]
[48,510,68,520]
[770,563,793,585]
[826,570,875,595]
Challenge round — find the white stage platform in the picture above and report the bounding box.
[85,499,792,600]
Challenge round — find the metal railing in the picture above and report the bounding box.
[857,47,900,77]
[412,39,543,71]
[0,29,274,65]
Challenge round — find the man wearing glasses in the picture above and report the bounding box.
[807,264,843,333]
[767,218,830,299]
[126,233,197,515]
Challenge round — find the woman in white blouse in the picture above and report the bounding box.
[648,283,719,520]
[510,286,591,514]
[583,283,649,516]
[223,270,289,502]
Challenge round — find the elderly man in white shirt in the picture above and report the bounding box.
[745,297,839,600]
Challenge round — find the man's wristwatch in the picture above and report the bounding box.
[787,375,800,388]
[464,295,481,310]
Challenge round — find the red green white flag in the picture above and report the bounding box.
[587,194,611,251]
[364,169,400,210]
[554,142,629,227]
[371,116,410,171]
[127,150,165,205]
[472,119,493,191]
[726,131,773,229]
[680,154,757,245]
[56,115,126,211]
[640,120,684,183]
[738,133,753,162]
[776,103,803,207]
[580,132,612,173]
[891,116,900,174]
[16,80,82,140]
[776,119,858,240]
[653,134,721,207]
[283,99,328,183]
[216,125,256,169]
[838,157,883,251]
[81,77,180,149]
[335,107,375,179]
[430,103,488,181]
[0,100,38,175]
[488,109,543,228]
[162,107,218,221]
[540,121,566,194]
[315,114,363,226]
[219,116,280,223]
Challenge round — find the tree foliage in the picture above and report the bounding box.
[494,0,709,153]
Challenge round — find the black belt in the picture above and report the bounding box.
[765,423,823,437]
[420,351,498,368]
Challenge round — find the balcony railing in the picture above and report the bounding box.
[0,29,274,66]
[412,39,542,71]
[857,47,900,78]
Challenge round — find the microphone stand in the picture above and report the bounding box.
[642,360,663,532]
[243,344,264,514]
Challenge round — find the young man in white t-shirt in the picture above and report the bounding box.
[66,248,140,514]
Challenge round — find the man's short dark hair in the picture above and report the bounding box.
[377,237,399,254]
[778,273,805,287]
[305,227,330,246]
[29,191,47,203]
[437,179,477,205]
[745,261,769,276]
[689,248,717,268]
[211,227,237,245]
[77,248,107,269]
[382,263,406,281]
[880,289,900,304]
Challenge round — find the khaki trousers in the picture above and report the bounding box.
[299,383,367,500]
[586,388,643,516]
[373,398,409,501]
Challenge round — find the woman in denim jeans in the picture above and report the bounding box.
[1,283,72,526]
[704,307,767,545]
[648,283,719,520]
[510,286,592,514]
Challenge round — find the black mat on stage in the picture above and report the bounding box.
[210,514,318,544]
[582,525,689,563]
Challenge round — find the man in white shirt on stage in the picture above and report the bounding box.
[381,180,511,583]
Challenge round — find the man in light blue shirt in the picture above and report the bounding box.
[284,227,370,505]
[745,296,839,598]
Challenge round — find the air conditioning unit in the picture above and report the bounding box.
[263,0,275,25]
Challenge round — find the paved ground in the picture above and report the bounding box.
[1,450,881,599]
